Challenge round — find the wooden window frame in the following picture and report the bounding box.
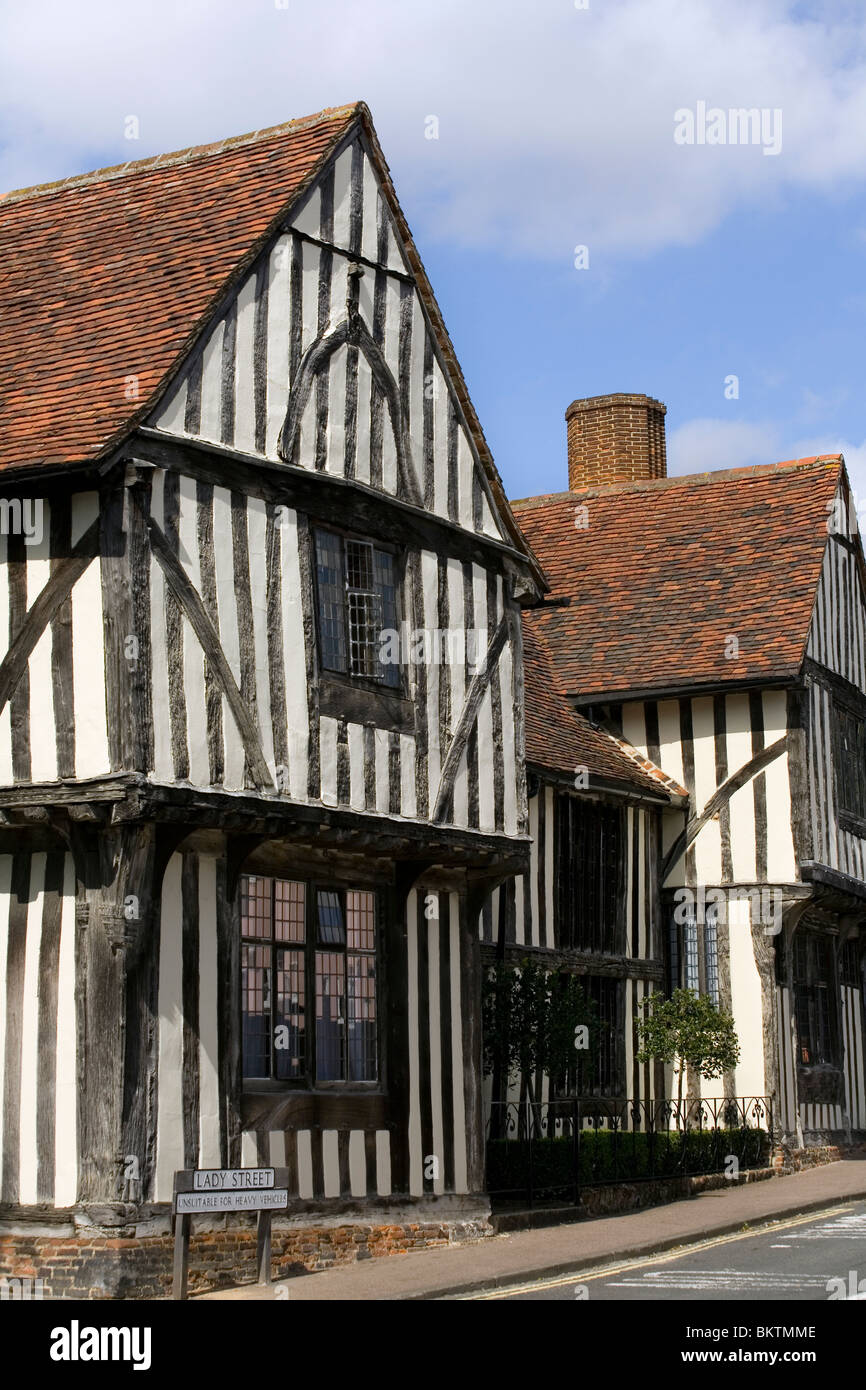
[666,900,720,1006]
[240,874,382,1094]
[834,696,866,828]
[311,522,408,698]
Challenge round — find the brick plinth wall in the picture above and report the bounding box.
[0,1216,491,1300]
[566,393,667,490]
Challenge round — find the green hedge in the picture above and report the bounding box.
[486,1125,771,1196]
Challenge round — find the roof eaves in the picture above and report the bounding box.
[569,672,797,707]
[601,731,688,801]
[528,758,674,803]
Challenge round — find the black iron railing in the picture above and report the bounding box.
[486,1096,772,1206]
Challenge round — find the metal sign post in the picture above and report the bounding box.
[171,1168,290,1300]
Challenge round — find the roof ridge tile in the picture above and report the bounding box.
[512,454,843,509]
[0,103,362,206]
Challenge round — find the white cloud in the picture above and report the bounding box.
[669,416,866,513]
[667,418,783,475]
[2,1,866,260]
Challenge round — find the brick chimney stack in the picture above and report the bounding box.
[565,393,667,490]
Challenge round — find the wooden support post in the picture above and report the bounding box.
[256,1209,273,1285]
[172,1213,191,1301]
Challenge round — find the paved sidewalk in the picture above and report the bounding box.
[196,1158,866,1301]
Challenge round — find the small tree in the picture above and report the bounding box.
[636,988,740,1114]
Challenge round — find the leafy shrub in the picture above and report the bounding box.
[486,1124,771,1198]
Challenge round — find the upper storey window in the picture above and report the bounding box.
[835,701,866,822]
[314,528,401,689]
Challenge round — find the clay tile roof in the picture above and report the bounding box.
[515,457,844,700]
[522,620,672,797]
[0,104,360,472]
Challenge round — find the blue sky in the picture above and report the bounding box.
[2,0,865,504]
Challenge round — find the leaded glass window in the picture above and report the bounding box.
[314,529,400,688]
[240,876,378,1086]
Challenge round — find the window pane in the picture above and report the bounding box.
[837,705,866,818]
[242,943,271,1079]
[317,889,346,944]
[275,879,305,943]
[346,889,375,951]
[241,876,271,939]
[684,915,699,993]
[704,910,720,1006]
[373,548,400,689]
[347,952,377,1081]
[315,530,347,672]
[346,538,374,590]
[345,539,383,680]
[668,918,680,997]
[316,951,346,1081]
[347,590,380,678]
[275,947,305,1080]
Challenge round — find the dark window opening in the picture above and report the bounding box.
[314,528,400,688]
[555,798,624,953]
[562,975,621,1097]
[793,930,838,1068]
[240,875,378,1086]
[836,702,866,820]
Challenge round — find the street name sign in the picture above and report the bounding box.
[192,1168,276,1191]
[172,1167,291,1298]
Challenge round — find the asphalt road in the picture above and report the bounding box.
[474,1201,866,1300]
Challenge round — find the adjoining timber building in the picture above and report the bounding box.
[0,107,862,1297]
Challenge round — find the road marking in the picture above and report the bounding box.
[608,1269,834,1292]
[458,1204,856,1300]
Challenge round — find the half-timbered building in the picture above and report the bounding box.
[515,393,866,1149]
[0,103,547,1295]
[1,105,863,1297]
[481,620,686,1123]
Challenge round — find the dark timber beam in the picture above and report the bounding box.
[61,820,190,1206]
[432,617,509,823]
[144,509,274,792]
[278,314,423,509]
[128,432,542,597]
[0,521,99,717]
[661,735,788,883]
